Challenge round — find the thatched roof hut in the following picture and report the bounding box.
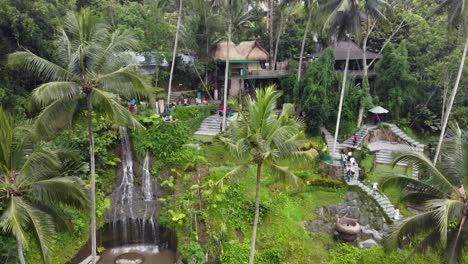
[237,40,270,61]
[213,41,244,60]
[310,41,381,61]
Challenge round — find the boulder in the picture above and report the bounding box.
[359,239,378,249]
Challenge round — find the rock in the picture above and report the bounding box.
[316,207,324,218]
[349,207,361,219]
[328,205,339,215]
[359,239,378,249]
[346,192,360,201]
[359,214,369,226]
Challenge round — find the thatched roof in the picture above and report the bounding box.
[237,40,270,61]
[311,41,382,61]
[213,41,244,60]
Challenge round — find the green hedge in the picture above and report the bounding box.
[306,178,344,188]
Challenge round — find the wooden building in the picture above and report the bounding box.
[212,40,289,98]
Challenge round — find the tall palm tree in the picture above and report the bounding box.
[433,0,468,164]
[8,9,148,263]
[322,0,362,155]
[297,0,318,82]
[167,0,184,105]
[218,86,316,264]
[0,107,89,264]
[380,125,467,263]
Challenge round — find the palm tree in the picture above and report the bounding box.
[433,0,468,164]
[322,0,362,155]
[380,125,467,264]
[218,86,316,264]
[167,0,184,105]
[0,107,89,264]
[297,0,318,82]
[8,9,148,263]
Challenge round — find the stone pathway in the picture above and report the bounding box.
[195,113,238,136]
[320,127,344,159]
[354,181,397,221]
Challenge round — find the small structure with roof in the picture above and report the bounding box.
[212,40,289,98]
[309,41,382,80]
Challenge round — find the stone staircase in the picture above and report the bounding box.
[355,181,397,220]
[341,126,371,149]
[375,149,419,178]
[195,113,238,136]
[387,124,425,151]
[169,90,197,104]
[320,127,344,159]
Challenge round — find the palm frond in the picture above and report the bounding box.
[440,124,467,188]
[425,199,464,246]
[32,81,81,107]
[29,177,90,209]
[445,216,466,264]
[18,146,60,183]
[267,163,302,187]
[392,152,459,196]
[8,51,71,82]
[215,164,250,187]
[34,99,79,138]
[21,199,56,264]
[379,173,448,199]
[384,210,436,249]
[0,197,30,249]
[97,68,150,99]
[91,88,144,130]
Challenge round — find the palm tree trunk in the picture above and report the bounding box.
[297,6,312,82]
[17,239,25,264]
[332,40,351,155]
[272,12,284,71]
[167,0,183,105]
[249,162,262,264]
[433,36,468,164]
[268,0,274,70]
[87,93,97,263]
[222,0,232,132]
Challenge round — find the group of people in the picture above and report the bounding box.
[128,98,148,113]
[161,102,177,122]
[174,96,208,107]
[342,151,359,182]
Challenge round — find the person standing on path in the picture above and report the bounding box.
[353,133,357,146]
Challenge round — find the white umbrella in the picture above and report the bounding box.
[368,106,389,114]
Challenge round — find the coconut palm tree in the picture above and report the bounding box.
[218,86,316,264]
[433,0,468,164]
[0,107,89,264]
[7,9,148,263]
[380,125,467,264]
[297,0,318,82]
[167,0,184,105]
[322,0,361,155]
[322,0,388,154]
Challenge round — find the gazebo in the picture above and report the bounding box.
[368,106,389,124]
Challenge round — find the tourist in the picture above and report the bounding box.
[372,182,378,192]
[347,151,352,162]
[353,134,357,146]
[183,98,189,106]
[219,103,230,117]
[394,209,400,220]
[202,97,208,104]
[129,104,136,112]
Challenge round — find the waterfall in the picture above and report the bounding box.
[107,127,161,245]
[142,153,153,201]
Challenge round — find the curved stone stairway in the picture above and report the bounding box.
[320,124,423,222]
[195,113,238,136]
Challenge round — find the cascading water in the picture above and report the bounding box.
[73,127,176,263]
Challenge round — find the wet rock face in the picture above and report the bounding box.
[305,191,389,243]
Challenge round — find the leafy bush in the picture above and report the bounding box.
[180,241,206,264]
[173,105,217,134]
[306,178,344,188]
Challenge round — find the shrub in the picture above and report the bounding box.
[306,178,344,188]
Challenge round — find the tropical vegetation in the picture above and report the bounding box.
[0,0,466,263]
